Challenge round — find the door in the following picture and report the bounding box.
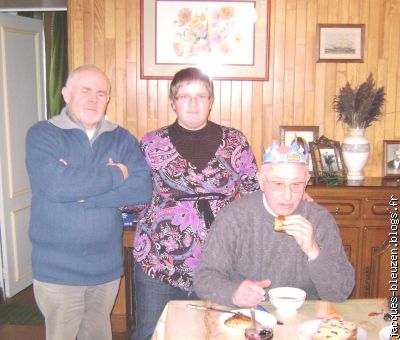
[0,13,45,298]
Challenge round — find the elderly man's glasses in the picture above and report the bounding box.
[175,94,210,104]
[262,175,306,193]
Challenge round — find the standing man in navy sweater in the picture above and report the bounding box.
[26,64,153,340]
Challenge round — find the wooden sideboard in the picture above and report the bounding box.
[306,177,400,298]
[111,177,400,333]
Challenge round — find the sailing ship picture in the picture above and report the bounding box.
[317,24,364,62]
[324,34,355,54]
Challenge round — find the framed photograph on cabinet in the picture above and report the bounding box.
[316,24,364,63]
[280,125,319,175]
[140,0,271,80]
[309,136,345,179]
[383,140,400,178]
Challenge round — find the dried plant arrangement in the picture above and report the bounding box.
[333,73,385,129]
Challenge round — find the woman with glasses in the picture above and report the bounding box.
[131,67,260,339]
[193,142,355,308]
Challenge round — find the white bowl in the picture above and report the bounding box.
[379,326,391,340]
[268,287,306,316]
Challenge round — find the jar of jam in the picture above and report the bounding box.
[244,326,273,339]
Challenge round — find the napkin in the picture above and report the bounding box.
[315,301,342,320]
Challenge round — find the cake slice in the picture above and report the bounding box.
[274,215,286,232]
[224,312,261,330]
[312,319,357,340]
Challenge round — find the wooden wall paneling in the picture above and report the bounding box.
[337,0,350,22]
[220,81,232,127]
[94,0,105,67]
[348,0,361,22]
[262,0,275,146]
[373,8,391,176]
[136,76,148,140]
[230,81,242,131]
[126,0,136,63]
[68,0,84,69]
[327,0,339,21]
[304,1,317,126]
[67,0,400,180]
[147,80,158,132]
[396,62,400,138]
[372,122,385,177]
[293,0,306,126]
[157,80,169,129]
[386,6,400,123]
[83,0,94,62]
[272,0,285,135]
[366,1,378,78]
[325,65,338,140]
[324,1,339,141]
[334,65,347,143]
[126,62,138,136]
[314,0,329,136]
[104,0,116,123]
[262,81,274,154]
[126,0,138,136]
[241,81,253,142]
[283,1,296,126]
[252,82,263,163]
[167,83,176,127]
[396,1,400,139]
[314,62,326,134]
[115,0,127,127]
[209,80,221,125]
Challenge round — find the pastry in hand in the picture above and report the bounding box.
[224,312,262,330]
[274,215,286,232]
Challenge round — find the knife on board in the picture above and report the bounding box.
[186,304,236,314]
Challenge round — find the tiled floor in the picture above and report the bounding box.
[0,285,126,340]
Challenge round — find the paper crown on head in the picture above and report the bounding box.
[263,140,307,164]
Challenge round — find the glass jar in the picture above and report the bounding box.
[244,326,273,339]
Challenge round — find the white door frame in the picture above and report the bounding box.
[0,13,46,298]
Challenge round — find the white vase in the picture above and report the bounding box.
[342,128,370,181]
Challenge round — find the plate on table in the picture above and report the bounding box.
[219,309,277,331]
[296,319,367,340]
[379,325,392,340]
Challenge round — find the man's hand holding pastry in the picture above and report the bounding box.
[282,215,320,260]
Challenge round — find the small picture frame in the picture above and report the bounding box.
[309,136,346,179]
[280,125,319,175]
[316,24,364,63]
[383,140,400,178]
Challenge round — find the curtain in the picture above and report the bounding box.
[48,12,68,118]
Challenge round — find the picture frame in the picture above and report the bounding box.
[140,0,271,80]
[309,136,346,179]
[316,24,364,63]
[383,140,400,178]
[280,125,319,175]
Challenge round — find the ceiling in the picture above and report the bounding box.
[0,0,67,11]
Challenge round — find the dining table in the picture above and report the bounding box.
[151,298,391,339]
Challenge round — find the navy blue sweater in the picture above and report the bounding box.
[26,110,152,285]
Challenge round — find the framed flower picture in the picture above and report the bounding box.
[140,0,271,80]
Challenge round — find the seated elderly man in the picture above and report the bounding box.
[193,142,355,308]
